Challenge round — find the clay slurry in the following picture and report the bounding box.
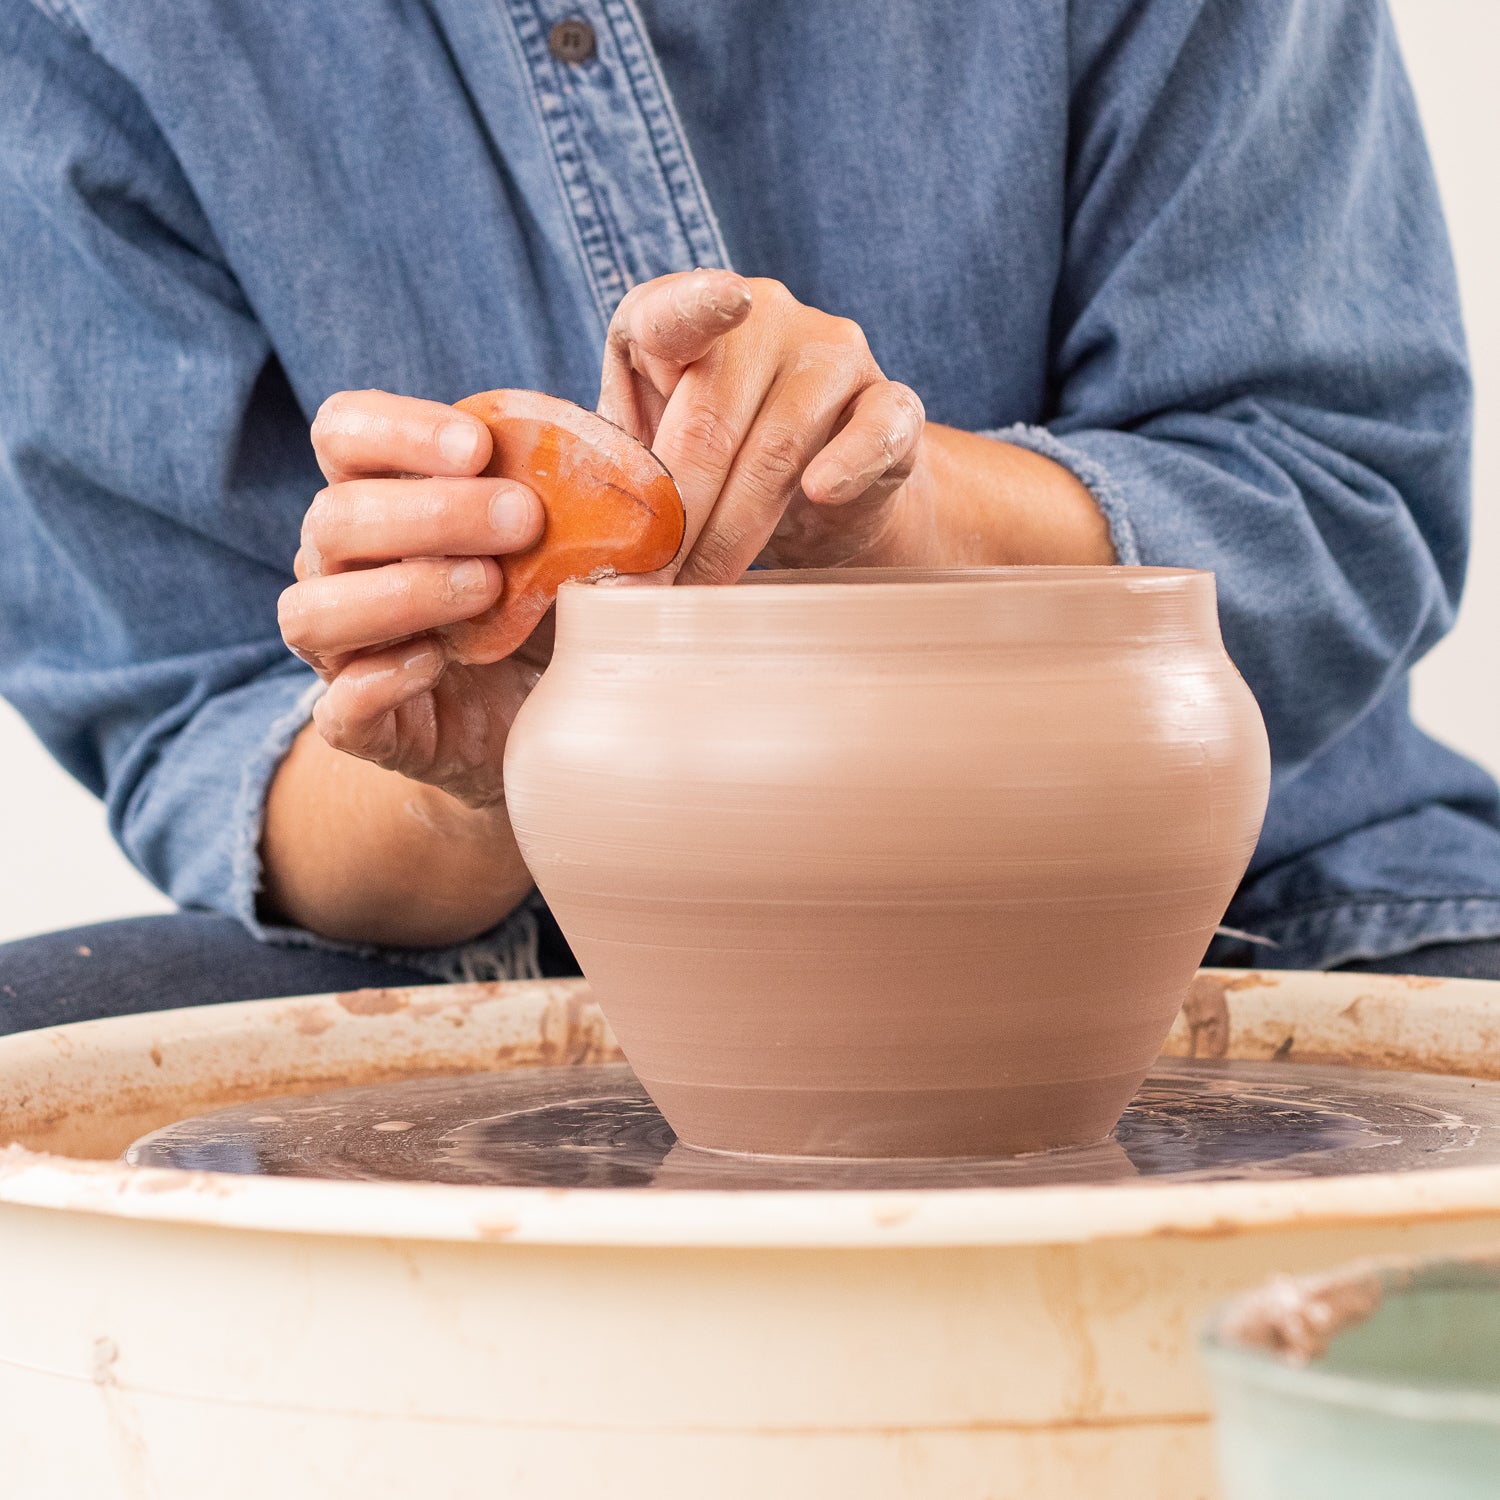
[125,1059,1499,1190]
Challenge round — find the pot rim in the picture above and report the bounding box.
[572,564,1211,595]
[555,566,1221,650]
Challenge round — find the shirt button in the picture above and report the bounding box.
[549,18,597,64]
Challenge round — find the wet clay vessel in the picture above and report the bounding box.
[441,390,685,664]
[503,568,1270,1157]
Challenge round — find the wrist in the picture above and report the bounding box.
[408,775,516,845]
[262,725,534,948]
[915,424,1116,568]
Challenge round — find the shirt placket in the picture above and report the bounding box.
[495,0,730,328]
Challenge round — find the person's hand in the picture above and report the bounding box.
[277,390,548,810]
[598,269,932,581]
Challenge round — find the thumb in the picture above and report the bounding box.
[598,269,752,442]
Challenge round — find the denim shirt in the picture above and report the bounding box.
[3,0,1499,978]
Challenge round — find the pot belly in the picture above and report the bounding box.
[546,887,1226,1152]
[519,782,1250,1157]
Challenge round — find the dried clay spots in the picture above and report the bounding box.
[440,390,686,664]
[504,567,1272,1159]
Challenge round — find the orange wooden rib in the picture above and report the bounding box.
[442,389,685,663]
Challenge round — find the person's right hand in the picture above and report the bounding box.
[277,389,547,811]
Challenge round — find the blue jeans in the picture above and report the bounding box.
[0,912,581,1037]
[0,914,1495,1038]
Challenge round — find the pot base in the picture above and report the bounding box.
[640,1069,1149,1158]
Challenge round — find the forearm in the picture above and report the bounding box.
[887,423,1116,568]
[1023,416,1457,769]
[260,722,534,948]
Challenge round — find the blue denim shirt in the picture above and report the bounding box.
[3,0,1499,978]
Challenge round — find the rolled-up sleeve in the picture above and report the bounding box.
[995,0,1470,775]
[0,2,538,980]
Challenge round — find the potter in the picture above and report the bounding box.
[504,567,1269,1156]
[7,3,1500,1072]
[8,8,1500,1499]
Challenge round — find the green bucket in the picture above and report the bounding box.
[1202,1253,1500,1499]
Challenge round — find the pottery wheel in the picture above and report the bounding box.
[125,1059,1500,1190]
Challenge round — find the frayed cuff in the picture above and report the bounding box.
[249,891,548,985]
[226,671,545,984]
[983,422,1142,566]
[226,672,324,939]
[1209,895,1500,972]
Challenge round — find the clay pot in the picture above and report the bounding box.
[503,567,1269,1158]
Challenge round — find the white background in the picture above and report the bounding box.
[0,0,1496,944]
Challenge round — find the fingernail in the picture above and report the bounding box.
[821,471,859,504]
[706,279,751,320]
[403,642,443,673]
[489,488,536,543]
[449,558,489,594]
[438,421,482,468]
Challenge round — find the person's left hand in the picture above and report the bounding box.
[598,269,932,582]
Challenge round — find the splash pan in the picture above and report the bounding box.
[127,1058,1500,1191]
[7,970,1500,1500]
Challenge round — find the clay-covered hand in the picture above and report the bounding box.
[277,389,547,809]
[598,269,932,581]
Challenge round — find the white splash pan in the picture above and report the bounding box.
[4,968,1500,1499]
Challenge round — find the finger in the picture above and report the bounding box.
[300,479,543,577]
[599,269,752,441]
[311,389,492,484]
[279,556,501,666]
[610,269,752,369]
[800,381,925,506]
[675,359,870,585]
[313,639,445,764]
[642,347,773,580]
